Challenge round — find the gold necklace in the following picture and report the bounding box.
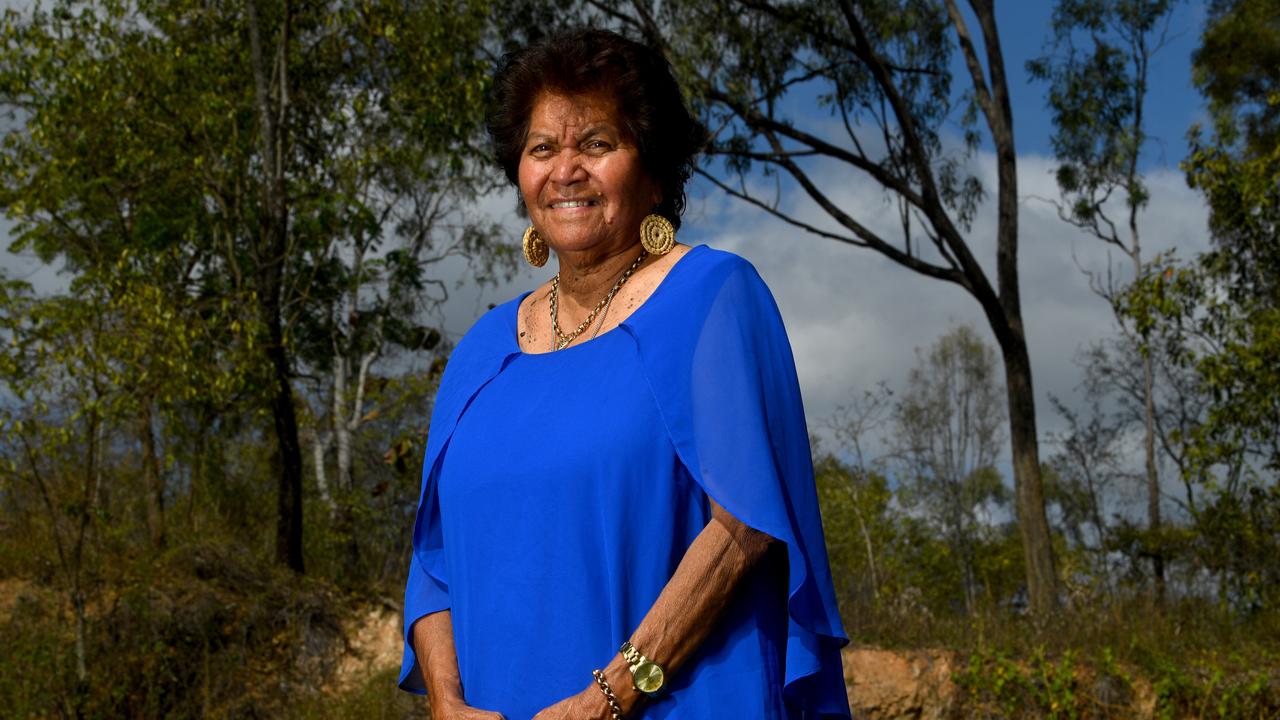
[549,250,648,351]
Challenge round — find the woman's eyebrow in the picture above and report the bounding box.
[576,124,619,142]
[524,130,557,146]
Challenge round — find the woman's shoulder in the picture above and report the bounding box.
[662,243,773,303]
[662,245,783,328]
[624,243,785,347]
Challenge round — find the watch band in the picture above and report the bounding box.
[619,641,645,667]
[619,641,666,696]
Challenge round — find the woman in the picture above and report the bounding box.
[399,29,851,720]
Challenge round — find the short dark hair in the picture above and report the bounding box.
[486,29,705,230]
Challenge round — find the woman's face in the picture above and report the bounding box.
[518,91,660,257]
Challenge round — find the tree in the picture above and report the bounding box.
[1114,0,1280,609]
[892,325,1010,613]
[0,0,500,572]
[1027,0,1181,602]
[1178,0,1280,472]
[0,262,245,707]
[591,0,1060,613]
[1044,388,1126,598]
[822,382,896,611]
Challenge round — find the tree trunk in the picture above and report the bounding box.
[248,0,303,573]
[140,396,165,549]
[311,428,334,512]
[1000,330,1059,614]
[265,302,305,573]
[333,355,354,492]
[1131,217,1164,605]
[72,585,88,683]
[951,0,1060,615]
[846,479,880,603]
[1142,348,1163,602]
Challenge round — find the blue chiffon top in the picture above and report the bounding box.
[399,245,850,719]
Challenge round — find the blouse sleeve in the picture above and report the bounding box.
[397,546,450,693]
[623,255,851,717]
[397,306,521,694]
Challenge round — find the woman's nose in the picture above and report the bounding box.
[550,149,586,186]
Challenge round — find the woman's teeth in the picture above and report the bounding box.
[551,200,594,208]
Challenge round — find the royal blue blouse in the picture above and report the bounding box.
[399,245,850,719]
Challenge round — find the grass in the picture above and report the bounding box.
[846,596,1280,718]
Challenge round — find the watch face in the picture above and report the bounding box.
[634,662,665,694]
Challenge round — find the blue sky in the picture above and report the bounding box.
[996,1,1208,168]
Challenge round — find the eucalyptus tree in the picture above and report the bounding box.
[1178,0,1280,478]
[1027,0,1181,602]
[0,0,500,572]
[1116,0,1280,609]
[590,0,1060,613]
[892,325,1010,614]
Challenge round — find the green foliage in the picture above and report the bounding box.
[0,0,508,573]
[0,583,65,718]
[1028,0,1177,228]
[0,0,505,709]
[958,647,1083,719]
[1158,0,1280,479]
[1193,0,1280,154]
[1143,649,1280,719]
[1090,0,1280,614]
[956,639,1280,719]
[892,325,1010,613]
[0,537,358,718]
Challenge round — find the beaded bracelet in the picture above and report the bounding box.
[591,668,624,720]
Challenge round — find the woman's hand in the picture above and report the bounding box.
[531,687,613,720]
[430,697,507,720]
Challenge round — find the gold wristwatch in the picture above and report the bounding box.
[620,641,666,696]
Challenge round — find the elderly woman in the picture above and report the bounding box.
[398,29,850,720]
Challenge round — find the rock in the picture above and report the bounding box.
[333,601,403,693]
[844,648,957,720]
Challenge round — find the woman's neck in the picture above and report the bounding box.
[554,242,646,308]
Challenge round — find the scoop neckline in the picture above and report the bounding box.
[509,244,706,357]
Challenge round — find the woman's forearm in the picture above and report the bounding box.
[411,609,466,710]
[599,500,777,716]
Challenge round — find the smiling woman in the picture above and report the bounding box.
[397,29,852,720]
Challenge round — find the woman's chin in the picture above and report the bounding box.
[546,233,638,258]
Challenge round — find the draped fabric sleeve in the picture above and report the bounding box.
[398,303,522,694]
[622,252,851,717]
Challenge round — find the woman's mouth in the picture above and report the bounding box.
[550,200,597,209]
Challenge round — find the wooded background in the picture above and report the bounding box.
[0,1,1276,717]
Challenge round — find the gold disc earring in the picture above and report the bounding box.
[639,214,675,255]
[523,226,548,267]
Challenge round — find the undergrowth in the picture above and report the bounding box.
[0,537,360,718]
[850,597,1280,718]
[6,539,1279,718]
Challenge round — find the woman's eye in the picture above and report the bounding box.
[585,140,611,152]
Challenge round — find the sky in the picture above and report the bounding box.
[1,3,1216,501]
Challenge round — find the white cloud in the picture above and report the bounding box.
[682,151,1212,478]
